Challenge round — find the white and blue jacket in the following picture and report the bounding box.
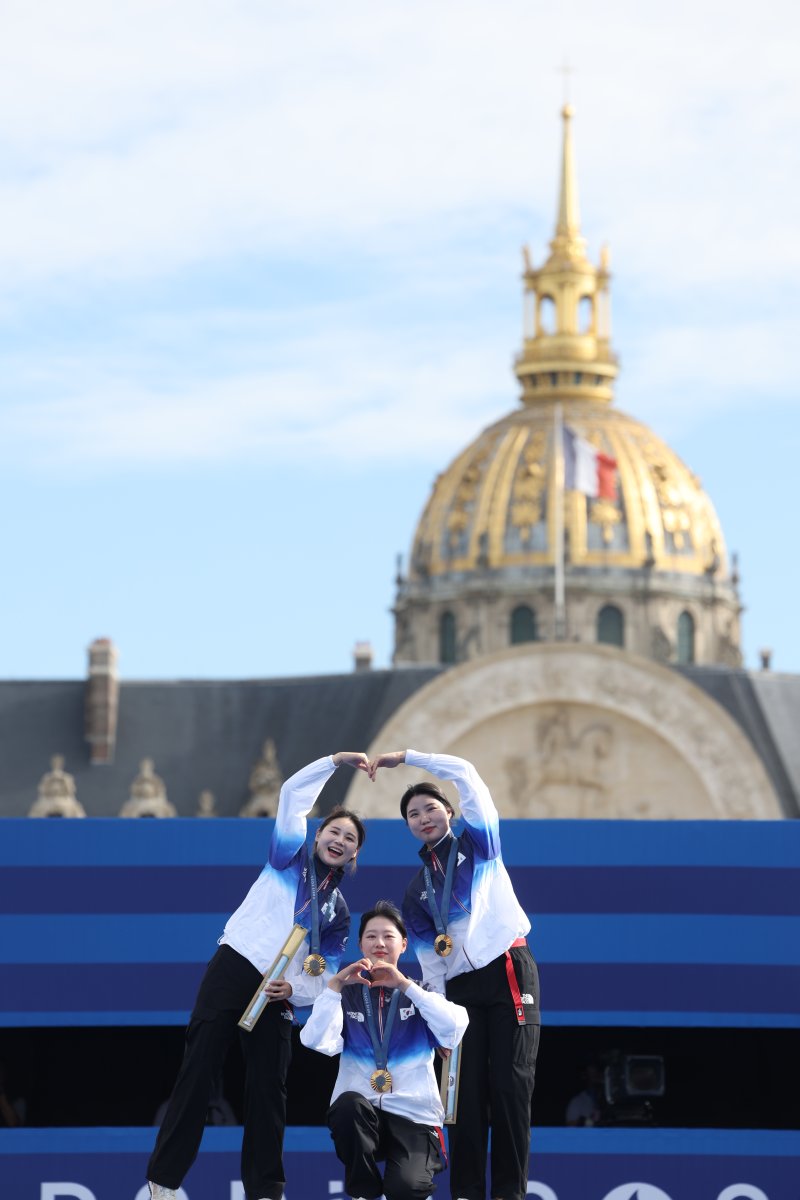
[401,750,530,995]
[220,755,350,1010]
[300,980,468,1127]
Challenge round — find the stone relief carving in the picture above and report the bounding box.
[349,644,781,820]
[504,755,545,817]
[533,707,614,817]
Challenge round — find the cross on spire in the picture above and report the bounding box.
[558,59,574,106]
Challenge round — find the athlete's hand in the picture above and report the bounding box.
[327,957,374,993]
[333,751,370,772]
[367,961,410,993]
[368,750,406,780]
[263,979,293,1000]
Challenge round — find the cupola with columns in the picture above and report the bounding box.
[516,104,617,407]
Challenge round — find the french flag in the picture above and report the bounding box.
[563,424,617,500]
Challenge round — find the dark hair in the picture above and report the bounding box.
[315,807,366,875]
[399,782,455,823]
[318,806,367,849]
[359,899,407,941]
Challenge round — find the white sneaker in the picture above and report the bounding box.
[148,1184,178,1200]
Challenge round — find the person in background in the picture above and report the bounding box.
[565,1061,606,1127]
[0,1061,25,1127]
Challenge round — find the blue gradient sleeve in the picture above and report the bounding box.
[269,756,337,870]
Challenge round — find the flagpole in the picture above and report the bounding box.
[554,402,566,640]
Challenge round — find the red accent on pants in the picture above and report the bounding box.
[505,936,528,1026]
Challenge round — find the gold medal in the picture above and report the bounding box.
[303,952,326,976]
[434,933,453,957]
[370,1068,393,1093]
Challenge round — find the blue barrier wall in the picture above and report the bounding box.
[2,818,799,1028]
[2,819,800,1194]
[1,1127,799,1200]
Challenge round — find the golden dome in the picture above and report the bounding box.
[393,105,741,669]
[409,399,729,582]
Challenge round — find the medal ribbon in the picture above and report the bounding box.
[305,864,332,958]
[423,836,459,942]
[362,985,401,1073]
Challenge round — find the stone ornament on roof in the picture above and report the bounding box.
[196,789,217,818]
[240,738,283,817]
[120,758,177,818]
[29,754,86,818]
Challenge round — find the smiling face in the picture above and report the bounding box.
[314,816,360,868]
[404,794,453,847]
[359,916,407,968]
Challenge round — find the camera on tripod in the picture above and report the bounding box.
[602,1053,665,1125]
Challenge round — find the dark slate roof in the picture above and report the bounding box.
[0,668,443,818]
[747,671,800,817]
[675,665,800,819]
[1,661,797,819]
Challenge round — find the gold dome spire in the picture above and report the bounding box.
[515,105,618,406]
[553,104,584,257]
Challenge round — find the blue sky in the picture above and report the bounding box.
[1,1,798,680]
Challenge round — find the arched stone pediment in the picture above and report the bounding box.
[347,644,781,820]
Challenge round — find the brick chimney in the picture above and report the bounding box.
[353,641,373,673]
[85,638,120,764]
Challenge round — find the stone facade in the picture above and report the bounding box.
[349,644,781,820]
[394,574,741,669]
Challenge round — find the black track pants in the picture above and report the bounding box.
[146,945,293,1200]
[328,1090,446,1200]
[445,947,540,1200]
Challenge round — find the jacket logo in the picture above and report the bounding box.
[400,1004,415,1020]
[457,852,466,866]
[420,890,428,901]
[346,1011,365,1022]
[280,1008,293,1021]
[521,993,534,1004]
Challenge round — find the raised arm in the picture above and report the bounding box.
[270,752,368,870]
[333,751,371,772]
[411,750,500,859]
[368,750,407,776]
[371,748,500,860]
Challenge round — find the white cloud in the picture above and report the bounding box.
[0,0,796,293]
[0,324,509,472]
[1,0,798,677]
[0,0,797,469]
